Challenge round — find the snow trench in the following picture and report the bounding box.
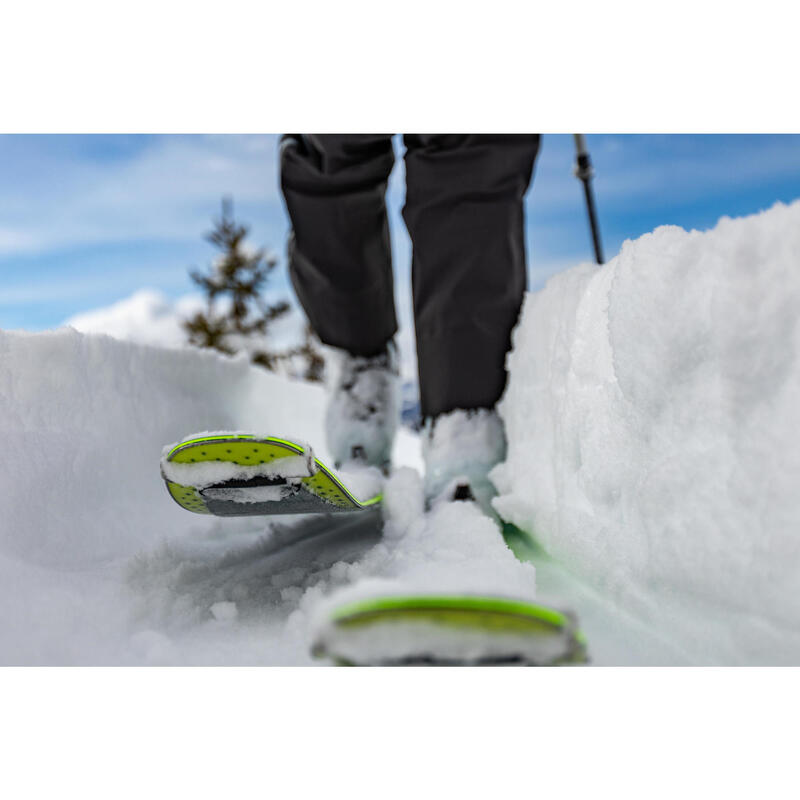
[2,201,799,664]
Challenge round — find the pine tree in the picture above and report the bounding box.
[184,198,325,381]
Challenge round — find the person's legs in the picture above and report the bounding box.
[280,134,398,356]
[402,134,540,419]
[402,134,540,504]
[279,134,400,468]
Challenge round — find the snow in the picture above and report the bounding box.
[210,601,239,622]
[493,200,800,665]
[312,612,574,666]
[201,484,299,504]
[65,287,311,361]
[308,467,537,604]
[65,287,422,412]
[306,467,546,663]
[0,325,419,664]
[3,200,799,665]
[332,463,385,503]
[0,327,326,663]
[161,450,314,489]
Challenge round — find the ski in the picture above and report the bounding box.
[311,593,587,666]
[161,433,382,517]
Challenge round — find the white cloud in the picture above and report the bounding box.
[65,289,204,347]
[64,285,306,347]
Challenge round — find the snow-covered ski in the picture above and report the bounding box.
[161,433,382,516]
[311,593,587,666]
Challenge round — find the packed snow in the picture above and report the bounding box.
[493,200,800,665]
[160,440,314,488]
[1,200,799,665]
[307,467,537,611]
[306,468,562,664]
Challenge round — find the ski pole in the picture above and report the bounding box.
[573,134,605,265]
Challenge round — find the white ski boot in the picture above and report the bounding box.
[422,408,507,516]
[325,341,400,471]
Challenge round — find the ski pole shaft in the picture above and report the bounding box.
[573,134,605,265]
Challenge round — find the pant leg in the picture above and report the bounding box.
[279,134,398,357]
[402,134,540,419]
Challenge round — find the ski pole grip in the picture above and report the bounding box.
[574,152,594,181]
[573,134,594,181]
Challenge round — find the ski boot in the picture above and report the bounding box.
[325,340,400,472]
[423,407,507,516]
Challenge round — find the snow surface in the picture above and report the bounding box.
[307,467,551,664]
[309,467,537,609]
[332,463,385,503]
[3,201,799,665]
[0,321,681,665]
[493,200,800,665]
[0,326,418,664]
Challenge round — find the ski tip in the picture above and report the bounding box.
[161,434,309,515]
[312,593,589,666]
[161,432,382,516]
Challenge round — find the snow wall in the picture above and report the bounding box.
[0,328,326,567]
[493,200,800,664]
[0,330,329,663]
[0,327,431,665]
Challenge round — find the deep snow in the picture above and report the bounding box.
[2,200,799,665]
[0,326,423,664]
[493,200,800,665]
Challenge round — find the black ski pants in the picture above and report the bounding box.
[279,134,540,420]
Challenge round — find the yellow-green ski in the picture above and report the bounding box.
[161,433,382,517]
[312,593,587,666]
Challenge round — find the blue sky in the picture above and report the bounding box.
[1,134,799,331]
